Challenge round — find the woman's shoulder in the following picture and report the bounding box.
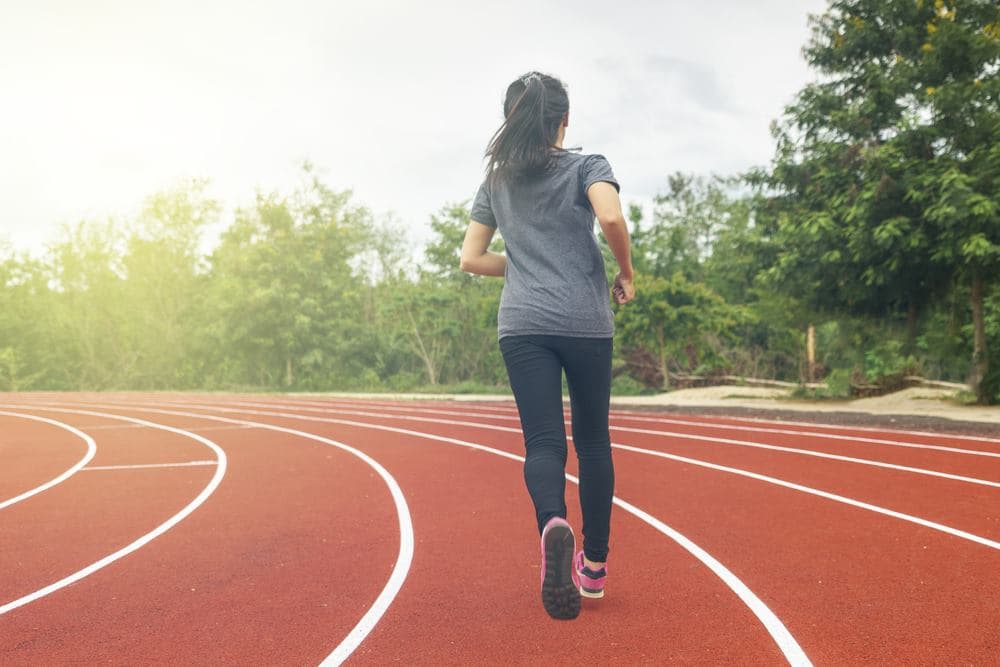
[551,150,614,177]
[554,150,614,171]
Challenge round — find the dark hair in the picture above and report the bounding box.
[483,71,574,185]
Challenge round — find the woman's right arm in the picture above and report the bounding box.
[460,220,507,277]
[587,181,635,304]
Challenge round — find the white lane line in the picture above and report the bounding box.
[82,461,218,471]
[212,400,1000,488]
[610,414,1000,457]
[610,442,1000,550]
[29,401,415,667]
[90,399,811,666]
[246,398,1000,459]
[311,398,1000,447]
[609,409,1000,446]
[181,401,1000,552]
[64,424,254,433]
[607,424,1000,488]
[61,423,149,431]
[0,411,97,510]
[0,405,227,616]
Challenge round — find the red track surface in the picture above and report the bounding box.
[1,393,998,665]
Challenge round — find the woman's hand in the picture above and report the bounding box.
[612,272,635,305]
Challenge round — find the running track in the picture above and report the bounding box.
[1,393,998,665]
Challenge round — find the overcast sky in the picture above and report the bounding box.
[1,0,829,256]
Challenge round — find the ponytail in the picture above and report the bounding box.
[484,71,570,186]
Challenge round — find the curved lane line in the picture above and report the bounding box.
[611,409,1000,446]
[607,424,1000,487]
[303,398,1000,447]
[21,401,415,667]
[190,401,1000,552]
[93,399,812,666]
[0,406,227,616]
[212,400,1000,488]
[291,399,1000,459]
[0,411,98,510]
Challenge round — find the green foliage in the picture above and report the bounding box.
[824,368,854,398]
[610,373,647,396]
[615,273,748,389]
[632,173,742,282]
[2,3,997,400]
[863,339,920,387]
[759,0,1000,401]
[791,367,853,400]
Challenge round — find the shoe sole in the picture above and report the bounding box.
[579,587,604,599]
[541,524,580,620]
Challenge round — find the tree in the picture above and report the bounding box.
[615,273,748,389]
[44,220,134,389]
[761,0,999,402]
[121,180,219,388]
[0,242,49,390]
[630,173,738,282]
[206,169,373,388]
[393,202,505,386]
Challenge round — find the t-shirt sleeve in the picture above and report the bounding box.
[581,154,621,197]
[469,180,497,228]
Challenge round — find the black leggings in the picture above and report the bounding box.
[499,334,615,562]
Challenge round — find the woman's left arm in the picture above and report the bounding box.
[460,221,506,277]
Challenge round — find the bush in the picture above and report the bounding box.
[790,367,853,400]
[612,373,648,396]
[863,340,920,390]
[824,368,853,398]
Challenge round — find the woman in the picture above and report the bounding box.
[460,70,635,620]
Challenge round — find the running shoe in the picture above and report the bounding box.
[539,517,581,620]
[574,550,607,599]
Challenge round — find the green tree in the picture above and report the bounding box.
[0,242,50,390]
[44,220,133,389]
[393,202,505,386]
[761,0,999,401]
[121,180,219,388]
[631,173,739,282]
[206,170,373,388]
[615,273,748,389]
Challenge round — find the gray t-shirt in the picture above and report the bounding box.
[470,151,620,339]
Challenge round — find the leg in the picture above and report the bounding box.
[499,335,569,534]
[559,336,614,563]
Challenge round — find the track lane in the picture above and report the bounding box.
[0,408,224,612]
[221,399,1000,499]
[123,398,811,665]
[0,412,96,509]
[7,394,998,664]
[286,396,1000,454]
[202,399,1000,545]
[282,399,1000,476]
[0,404,401,666]
[232,399,1000,665]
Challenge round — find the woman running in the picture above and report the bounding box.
[460,70,635,620]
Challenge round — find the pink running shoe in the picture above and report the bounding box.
[539,517,581,620]
[574,550,607,599]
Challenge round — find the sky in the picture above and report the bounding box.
[0,0,829,257]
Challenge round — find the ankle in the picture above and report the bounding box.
[583,556,605,570]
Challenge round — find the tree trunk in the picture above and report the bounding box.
[806,324,816,383]
[904,304,919,353]
[406,308,438,386]
[285,357,294,387]
[656,329,669,390]
[970,274,988,403]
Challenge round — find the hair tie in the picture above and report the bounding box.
[521,72,541,86]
